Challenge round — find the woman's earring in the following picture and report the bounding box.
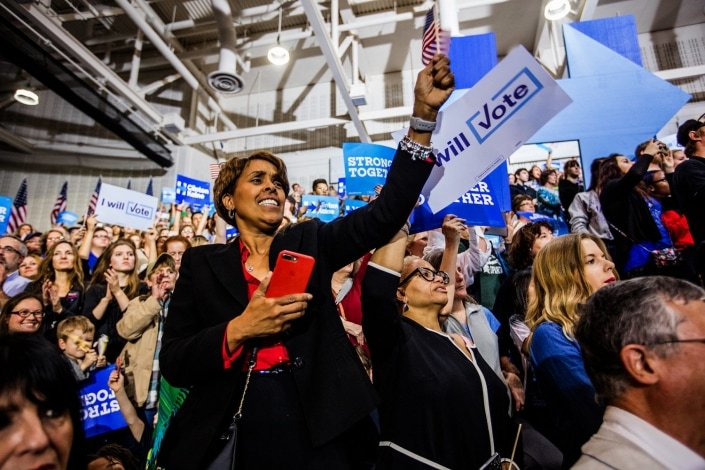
[228,209,234,219]
[403,300,409,312]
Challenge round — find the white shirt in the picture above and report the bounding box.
[3,270,31,297]
[601,406,705,470]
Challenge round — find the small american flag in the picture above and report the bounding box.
[145,177,154,196]
[50,181,68,226]
[210,163,222,181]
[421,5,450,66]
[87,177,102,216]
[8,179,28,234]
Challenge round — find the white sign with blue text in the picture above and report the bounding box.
[406,46,572,212]
[96,183,158,230]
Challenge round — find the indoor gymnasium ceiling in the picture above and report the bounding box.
[0,0,703,169]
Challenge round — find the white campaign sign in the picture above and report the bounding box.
[395,46,572,212]
[95,183,159,230]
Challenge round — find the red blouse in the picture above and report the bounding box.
[221,240,290,370]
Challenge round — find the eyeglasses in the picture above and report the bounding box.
[399,266,450,286]
[46,236,64,242]
[654,338,705,346]
[11,309,45,318]
[94,234,110,239]
[0,246,21,255]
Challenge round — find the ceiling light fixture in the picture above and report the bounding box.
[267,9,290,65]
[14,89,39,106]
[544,0,571,21]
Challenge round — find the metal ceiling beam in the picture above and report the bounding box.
[0,11,174,167]
[182,117,349,145]
[0,127,34,154]
[13,2,164,126]
[114,0,239,132]
[301,0,370,142]
[655,65,705,81]
[57,6,124,22]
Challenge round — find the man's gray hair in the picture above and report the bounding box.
[0,234,27,257]
[575,276,705,403]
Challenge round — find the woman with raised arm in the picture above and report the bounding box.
[361,218,516,469]
[157,55,454,469]
[599,140,674,278]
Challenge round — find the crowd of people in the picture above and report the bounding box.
[1,55,704,470]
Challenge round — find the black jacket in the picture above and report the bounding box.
[673,155,705,245]
[600,153,659,269]
[158,147,434,469]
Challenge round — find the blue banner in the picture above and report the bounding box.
[301,195,340,222]
[225,225,239,240]
[175,175,210,209]
[343,143,396,196]
[516,211,570,235]
[79,364,128,438]
[57,211,79,226]
[0,196,12,234]
[337,178,346,198]
[411,180,505,233]
[410,158,511,232]
[161,187,176,204]
[343,199,367,215]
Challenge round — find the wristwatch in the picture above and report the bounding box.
[410,116,437,133]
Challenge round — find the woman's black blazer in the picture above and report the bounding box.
[159,148,434,468]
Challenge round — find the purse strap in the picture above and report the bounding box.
[607,221,673,255]
[234,346,259,422]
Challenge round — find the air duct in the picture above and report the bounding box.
[209,0,245,94]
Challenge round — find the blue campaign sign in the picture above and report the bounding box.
[175,175,210,208]
[57,211,79,226]
[0,195,12,234]
[225,224,239,241]
[337,178,346,198]
[516,211,570,235]
[343,143,396,196]
[79,364,128,438]
[301,195,340,222]
[344,199,367,215]
[161,187,176,204]
[410,179,505,233]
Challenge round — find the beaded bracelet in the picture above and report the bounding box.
[400,135,436,163]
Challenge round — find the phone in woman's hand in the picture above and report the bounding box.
[265,251,315,298]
